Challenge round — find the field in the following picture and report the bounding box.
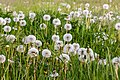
[0,0,120,80]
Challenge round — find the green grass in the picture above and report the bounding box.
[0,1,120,80]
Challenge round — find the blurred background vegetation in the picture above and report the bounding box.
[0,0,120,12]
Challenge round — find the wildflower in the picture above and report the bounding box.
[50,70,59,77]
[103,4,109,9]
[63,44,74,53]
[98,59,107,65]
[35,40,42,47]
[112,57,120,67]
[6,35,16,43]
[28,47,39,57]
[52,34,59,42]
[20,20,26,26]
[0,17,3,25]
[29,12,36,19]
[63,33,72,42]
[43,14,51,21]
[59,53,70,63]
[13,17,19,22]
[42,49,51,58]
[0,55,6,63]
[115,23,120,30]
[64,23,72,31]
[16,45,25,52]
[18,13,25,20]
[73,43,80,51]
[5,18,11,24]
[27,35,36,43]
[3,26,11,32]
[40,23,47,29]
[53,18,61,26]
[83,10,89,16]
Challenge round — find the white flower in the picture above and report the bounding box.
[6,35,16,43]
[57,7,62,12]
[42,49,51,58]
[28,47,39,57]
[52,34,59,42]
[22,36,29,44]
[35,40,42,47]
[112,57,120,66]
[59,53,70,63]
[63,33,72,42]
[16,45,25,52]
[12,11,18,17]
[2,19,6,25]
[40,23,47,29]
[50,70,59,77]
[66,4,71,9]
[27,35,36,43]
[53,18,61,26]
[98,59,107,65]
[63,44,74,53]
[0,55,6,63]
[74,11,80,17]
[55,40,63,47]
[18,13,25,20]
[13,17,19,22]
[20,20,26,26]
[29,12,36,19]
[64,23,72,30]
[83,10,89,16]
[73,43,80,51]
[103,4,109,9]
[43,14,51,21]
[86,48,95,61]
[85,3,90,8]
[5,18,11,23]
[115,23,120,30]
[0,17,3,25]
[3,26,11,32]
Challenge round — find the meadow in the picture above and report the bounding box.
[0,0,120,80]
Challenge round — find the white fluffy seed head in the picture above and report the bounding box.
[27,35,36,43]
[115,23,120,30]
[73,43,80,51]
[0,17,4,25]
[0,55,6,63]
[63,33,72,42]
[29,12,36,19]
[52,34,60,42]
[5,18,11,24]
[13,17,19,22]
[6,35,16,43]
[20,20,26,26]
[16,45,25,53]
[28,47,39,57]
[42,49,51,58]
[64,23,72,30]
[63,44,74,53]
[59,53,70,63]
[40,23,47,29]
[43,14,51,21]
[3,26,11,32]
[53,18,61,26]
[18,13,25,20]
[103,4,109,9]
[35,40,42,47]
